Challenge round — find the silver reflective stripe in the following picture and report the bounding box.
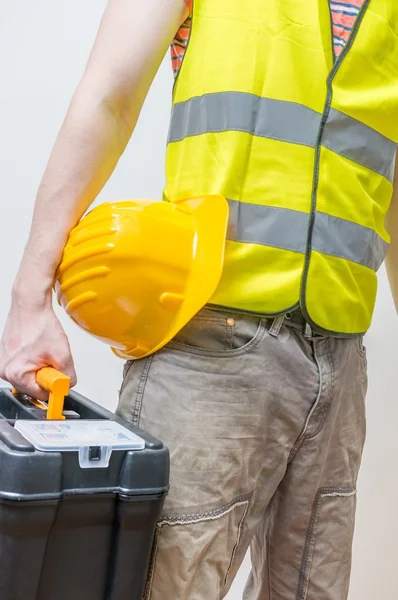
[322,108,397,182]
[169,92,397,181]
[227,200,308,254]
[169,92,321,147]
[227,199,388,271]
[312,211,388,271]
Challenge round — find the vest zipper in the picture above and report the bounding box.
[299,0,372,338]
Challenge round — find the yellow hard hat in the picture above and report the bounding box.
[55,196,229,359]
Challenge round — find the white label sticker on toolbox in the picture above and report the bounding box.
[15,420,145,468]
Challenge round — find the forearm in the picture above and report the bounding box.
[12,0,188,303]
[14,98,132,301]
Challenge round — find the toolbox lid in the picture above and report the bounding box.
[15,420,145,469]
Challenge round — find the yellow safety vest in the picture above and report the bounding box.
[164,0,398,335]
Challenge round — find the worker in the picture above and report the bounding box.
[1,0,398,598]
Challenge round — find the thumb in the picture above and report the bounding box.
[49,344,77,389]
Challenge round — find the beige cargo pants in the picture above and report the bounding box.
[117,309,367,600]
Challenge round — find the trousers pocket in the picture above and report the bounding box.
[144,492,253,600]
[297,487,357,600]
[169,309,266,357]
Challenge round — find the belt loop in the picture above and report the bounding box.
[269,315,285,338]
[304,321,312,339]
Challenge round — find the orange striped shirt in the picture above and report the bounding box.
[171,0,192,77]
[330,1,365,57]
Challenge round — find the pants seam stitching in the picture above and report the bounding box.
[287,338,324,462]
[305,338,334,439]
[227,321,235,350]
[142,527,160,600]
[219,494,252,598]
[118,360,135,398]
[132,355,154,426]
[296,486,356,600]
[158,491,254,527]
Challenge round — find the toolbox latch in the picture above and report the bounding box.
[79,445,112,469]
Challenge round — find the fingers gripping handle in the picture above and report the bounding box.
[12,367,70,420]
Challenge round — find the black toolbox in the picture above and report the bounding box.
[0,371,169,600]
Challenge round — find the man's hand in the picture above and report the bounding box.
[0,294,76,401]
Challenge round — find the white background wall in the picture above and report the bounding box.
[0,2,397,598]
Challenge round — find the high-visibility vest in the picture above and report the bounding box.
[164,0,398,336]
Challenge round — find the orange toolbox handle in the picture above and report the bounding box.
[12,367,70,421]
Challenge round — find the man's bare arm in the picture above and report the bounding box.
[386,161,398,312]
[0,0,188,398]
